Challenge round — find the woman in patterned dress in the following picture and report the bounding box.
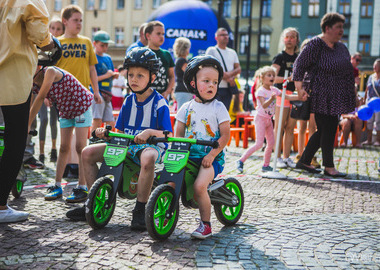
[293,13,356,178]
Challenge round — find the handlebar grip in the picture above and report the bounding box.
[196,140,219,149]
[147,136,167,144]
[91,130,97,138]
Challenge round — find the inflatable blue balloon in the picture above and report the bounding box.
[358,105,374,121]
[367,97,380,113]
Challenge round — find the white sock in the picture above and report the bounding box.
[55,182,62,187]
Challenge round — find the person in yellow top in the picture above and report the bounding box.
[45,4,101,203]
[229,90,246,126]
[0,0,52,223]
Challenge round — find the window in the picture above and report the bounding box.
[132,27,140,43]
[358,35,370,55]
[339,0,350,14]
[308,0,319,17]
[291,0,302,17]
[203,0,212,6]
[153,0,161,9]
[135,0,142,9]
[341,35,348,47]
[87,0,95,10]
[115,27,124,47]
[54,0,62,12]
[223,0,231,18]
[361,0,373,17]
[70,0,78,4]
[117,0,125,9]
[99,0,107,10]
[241,0,251,18]
[259,34,270,54]
[262,0,271,17]
[92,27,100,40]
[239,34,249,55]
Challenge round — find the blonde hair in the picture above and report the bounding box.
[173,37,191,58]
[278,27,300,53]
[257,66,276,88]
[49,16,65,33]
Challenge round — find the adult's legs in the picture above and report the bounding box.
[0,96,30,207]
[38,103,48,155]
[49,106,58,150]
[282,114,297,159]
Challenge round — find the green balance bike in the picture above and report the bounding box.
[85,127,145,229]
[0,126,34,198]
[145,133,244,240]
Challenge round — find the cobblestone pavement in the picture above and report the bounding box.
[1,133,380,269]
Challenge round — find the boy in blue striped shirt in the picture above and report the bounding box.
[66,48,173,230]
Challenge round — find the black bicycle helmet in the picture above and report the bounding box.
[123,47,160,95]
[37,36,62,66]
[124,47,160,75]
[184,54,224,103]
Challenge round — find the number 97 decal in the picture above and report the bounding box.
[167,153,186,161]
[106,148,125,156]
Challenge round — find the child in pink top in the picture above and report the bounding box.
[236,66,300,172]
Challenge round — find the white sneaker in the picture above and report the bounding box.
[284,158,296,168]
[276,158,287,168]
[0,206,29,223]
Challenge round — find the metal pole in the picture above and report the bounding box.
[256,0,263,69]
[245,0,253,89]
[217,0,224,28]
[234,0,240,50]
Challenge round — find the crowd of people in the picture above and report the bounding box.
[0,1,378,239]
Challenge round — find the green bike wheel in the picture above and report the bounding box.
[85,177,116,230]
[11,180,24,199]
[214,178,244,226]
[146,184,179,240]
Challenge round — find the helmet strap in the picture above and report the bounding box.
[127,70,152,95]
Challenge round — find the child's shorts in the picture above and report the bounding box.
[127,144,165,165]
[60,108,92,129]
[189,157,224,178]
[92,96,114,122]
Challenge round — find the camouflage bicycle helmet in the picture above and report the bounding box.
[37,36,62,67]
[124,47,160,75]
[184,55,223,102]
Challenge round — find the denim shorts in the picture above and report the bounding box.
[60,108,92,129]
[189,157,224,178]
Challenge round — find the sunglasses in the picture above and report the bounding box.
[355,58,361,63]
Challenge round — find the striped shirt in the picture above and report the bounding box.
[115,90,172,135]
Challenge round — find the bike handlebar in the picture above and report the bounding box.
[147,136,219,149]
[91,129,218,149]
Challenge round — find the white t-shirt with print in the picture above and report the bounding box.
[176,99,230,165]
[255,86,281,119]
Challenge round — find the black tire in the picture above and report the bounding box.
[146,184,179,240]
[85,177,116,229]
[11,180,24,199]
[214,178,244,226]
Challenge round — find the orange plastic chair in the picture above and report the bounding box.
[228,126,245,147]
